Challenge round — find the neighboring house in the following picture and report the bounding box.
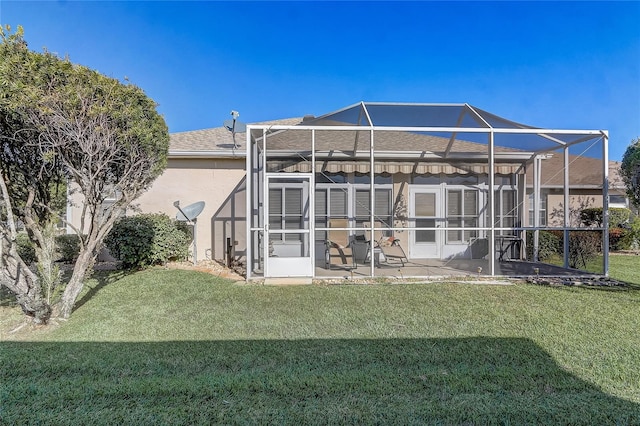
[69,102,617,278]
[524,154,627,227]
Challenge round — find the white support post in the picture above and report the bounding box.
[262,129,268,277]
[518,168,526,260]
[245,129,252,280]
[533,156,541,262]
[489,131,495,276]
[521,164,528,259]
[563,147,570,269]
[532,156,542,262]
[370,128,375,278]
[310,129,316,277]
[602,133,610,276]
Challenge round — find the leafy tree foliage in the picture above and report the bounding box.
[0,25,169,320]
[621,137,640,207]
[579,207,631,228]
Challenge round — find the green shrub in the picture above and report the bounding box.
[16,232,37,265]
[526,230,561,261]
[55,234,82,262]
[105,213,191,269]
[568,231,600,269]
[580,207,631,228]
[608,227,634,251]
[630,216,640,249]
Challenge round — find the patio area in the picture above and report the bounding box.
[315,258,600,280]
[246,102,610,280]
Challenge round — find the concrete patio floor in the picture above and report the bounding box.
[315,258,602,280]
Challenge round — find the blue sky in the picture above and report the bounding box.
[1,1,638,160]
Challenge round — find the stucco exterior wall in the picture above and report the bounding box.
[68,157,247,264]
[135,157,246,263]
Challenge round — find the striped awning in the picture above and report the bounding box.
[267,160,523,175]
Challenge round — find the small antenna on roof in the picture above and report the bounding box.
[223,110,246,148]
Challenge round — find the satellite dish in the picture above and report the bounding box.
[174,201,205,222]
[223,110,246,149]
[223,119,247,133]
[173,200,205,265]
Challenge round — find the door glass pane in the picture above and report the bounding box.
[415,193,436,216]
[269,189,282,215]
[267,178,310,258]
[464,191,477,215]
[284,188,302,215]
[447,190,461,215]
[416,219,435,243]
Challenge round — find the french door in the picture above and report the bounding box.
[409,187,441,258]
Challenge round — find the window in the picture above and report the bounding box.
[354,188,392,231]
[315,173,393,241]
[446,189,478,243]
[314,187,348,241]
[609,195,627,207]
[528,192,547,226]
[100,187,125,222]
[269,187,304,242]
[494,177,518,235]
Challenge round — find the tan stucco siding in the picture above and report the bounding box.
[135,158,246,262]
[68,157,247,264]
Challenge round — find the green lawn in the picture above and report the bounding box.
[1,268,639,424]
[545,252,640,286]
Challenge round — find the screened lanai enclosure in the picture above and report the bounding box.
[245,102,610,280]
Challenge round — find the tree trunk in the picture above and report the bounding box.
[57,243,96,319]
[0,234,52,324]
[0,173,51,324]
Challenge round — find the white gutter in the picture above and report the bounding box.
[168,150,246,159]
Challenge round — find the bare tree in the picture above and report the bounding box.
[0,26,169,320]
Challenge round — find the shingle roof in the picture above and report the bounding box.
[169,117,302,152]
[259,127,522,155]
[525,154,623,189]
[169,115,616,189]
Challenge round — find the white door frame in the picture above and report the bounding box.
[264,174,313,278]
[409,186,442,259]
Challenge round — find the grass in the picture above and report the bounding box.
[1,268,639,424]
[545,252,640,286]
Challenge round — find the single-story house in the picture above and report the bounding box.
[69,102,622,279]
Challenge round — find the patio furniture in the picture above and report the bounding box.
[495,235,522,261]
[363,221,408,267]
[325,219,356,270]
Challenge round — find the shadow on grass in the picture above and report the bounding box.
[1,338,638,424]
[72,269,132,313]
